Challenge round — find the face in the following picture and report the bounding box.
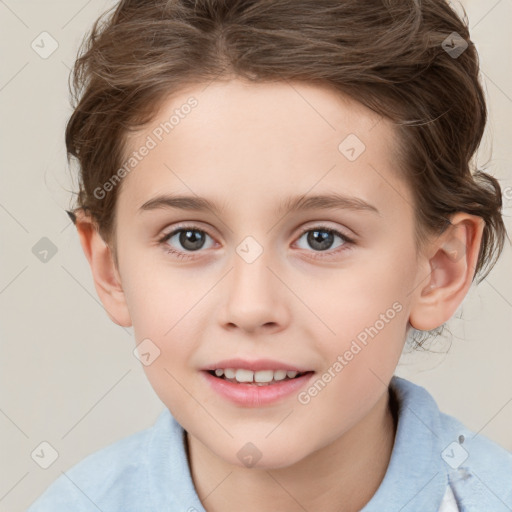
[112,79,420,468]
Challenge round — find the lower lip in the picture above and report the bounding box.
[201,370,315,407]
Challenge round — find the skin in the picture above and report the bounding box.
[75,79,484,512]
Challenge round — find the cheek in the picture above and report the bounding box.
[121,250,200,336]
[124,267,205,423]
[306,248,414,368]
[293,270,410,449]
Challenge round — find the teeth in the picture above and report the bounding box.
[273,370,287,381]
[224,368,236,379]
[235,369,254,382]
[211,368,302,383]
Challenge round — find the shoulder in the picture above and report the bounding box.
[437,407,512,509]
[26,410,172,512]
[391,376,512,511]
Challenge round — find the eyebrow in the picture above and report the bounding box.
[139,192,380,216]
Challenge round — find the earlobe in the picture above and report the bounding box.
[409,212,485,331]
[74,210,132,328]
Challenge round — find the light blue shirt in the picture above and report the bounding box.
[26,376,512,511]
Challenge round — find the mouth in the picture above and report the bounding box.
[205,368,315,386]
[201,367,316,407]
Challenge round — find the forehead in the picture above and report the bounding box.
[118,79,411,218]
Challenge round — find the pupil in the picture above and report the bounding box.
[308,230,333,251]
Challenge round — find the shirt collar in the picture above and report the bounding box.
[361,375,449,511]
[147,407,205,511]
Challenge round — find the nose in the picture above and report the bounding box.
[218,246,290,334]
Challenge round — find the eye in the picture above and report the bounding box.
[294,226,354,258]
[158,224,355,261]
[158,225,215,260]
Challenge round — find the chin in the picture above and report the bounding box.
[218,442,307,471]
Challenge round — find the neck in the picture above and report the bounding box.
[186,387,397,512]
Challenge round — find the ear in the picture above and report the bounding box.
[409,212,485,331]
[74,210,132,327]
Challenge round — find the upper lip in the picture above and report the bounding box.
[202,358,313,373]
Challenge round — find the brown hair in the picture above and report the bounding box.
[66,0,508,295]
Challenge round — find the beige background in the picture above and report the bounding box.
[0,0,511,510]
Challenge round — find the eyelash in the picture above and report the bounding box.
[157,224,355,261]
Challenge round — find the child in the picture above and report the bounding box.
[27,0,511,511]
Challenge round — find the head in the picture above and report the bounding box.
[67,0,508,468]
